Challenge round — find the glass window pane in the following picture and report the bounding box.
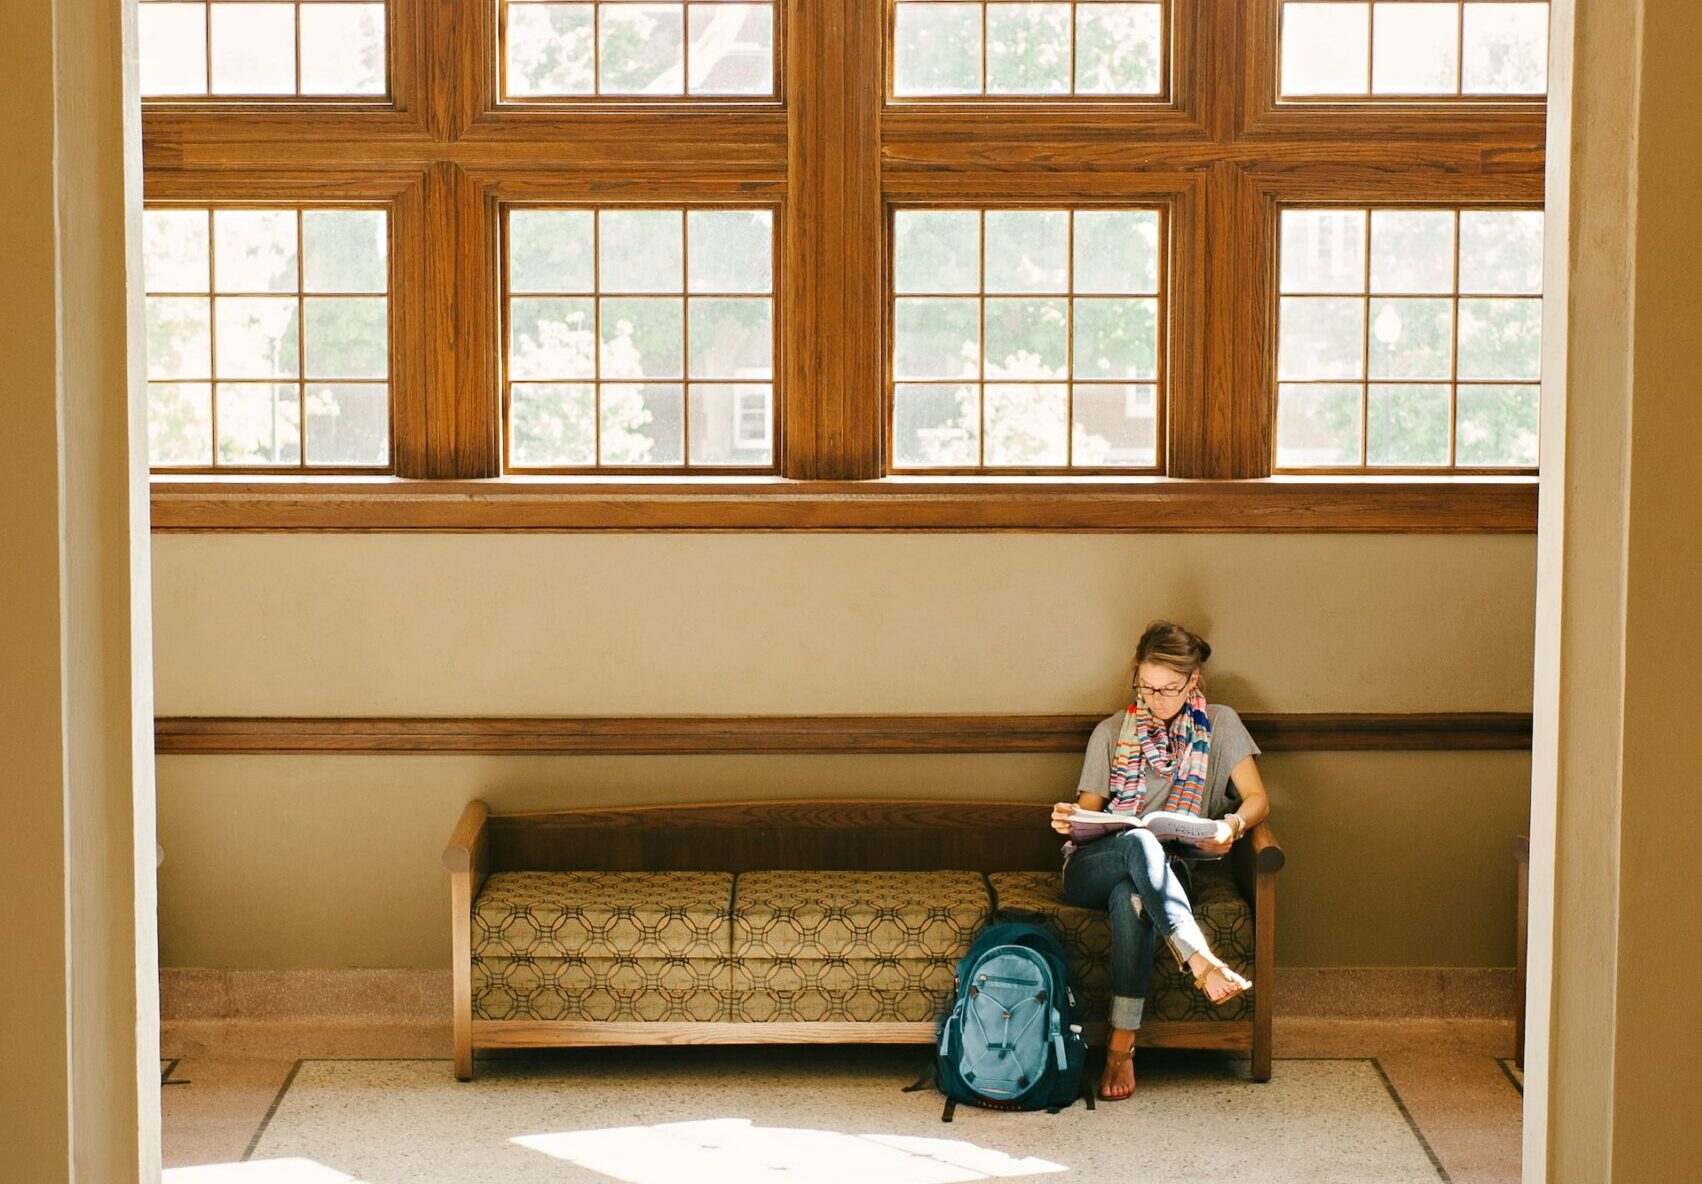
[510,209,596,294]
[1280,210,1366,294]
[1457,383,1540,465]
[210,3,296,94]
[1370,210,1455,294]
[214,210,298,293]
[304,383,389,464]
[985,383,1068,465]
[893,383,979,466]
[894,3,982,95]
[599,209,684,293]
[1282,2,1370,95]
[894,297,980,379]
[147,297,213,379]
[1372,2,1459,94]
[509,296,596,378]
[985,210,1068,294]
[1367,383,1450,465]
[687,297,772,379]
[140,4,208,96]
[985,297,1068,379]
[1071,383,1157,467]
[894,210,980,294]
[687,4,773,95]
[1459,210,1543,294]
[506,4,596,96]
[144,210,211,292]
[509,382,597,466]
[216,382,301,464]
[1074,3,1162,95]
[304,297,388,379]
[1458,297,1541,379]
[1367,298,1453,380]
[303,210,387,294]
[1072,297,1157,380]
[1462,2,1548,94]
[600,383,684,464]
[1276,383,1363,466]
[687,209,773,293]
[986,4,1071,96]
[1278,297,1365,380]
[214,297,300,378]
[688,383,773,465]
[599,4,685,95]
[1073,210,1159,296]
[147,383,213,465]
[600,297,684,378]
[299,3,387,95]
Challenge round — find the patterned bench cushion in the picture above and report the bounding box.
[471,871,733,1022]
[729,870,991,1022]
[987,861,1255,1023]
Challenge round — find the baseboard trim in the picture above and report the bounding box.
[160,966,1516,1024]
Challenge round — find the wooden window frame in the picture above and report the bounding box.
[143,0,1545,531]
[142,201,399,475]
[885,0,1175,104]
[498,199,785,474]
[1264,0,1552,108]
[492,0,788,107]
[1272,200,1545,476]
[884,198,1183,477]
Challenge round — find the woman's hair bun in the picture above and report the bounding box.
[1132,620,1211,675]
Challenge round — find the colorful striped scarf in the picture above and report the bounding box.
[1105,687,1214,818]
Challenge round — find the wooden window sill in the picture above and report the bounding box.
[148,475,1537,532]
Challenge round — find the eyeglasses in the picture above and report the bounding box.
[1136,680,1192,700]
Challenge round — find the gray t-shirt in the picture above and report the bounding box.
[1074,703,1261,821]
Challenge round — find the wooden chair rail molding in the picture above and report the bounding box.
[147,477,1537,533]
[154,711,1534,755]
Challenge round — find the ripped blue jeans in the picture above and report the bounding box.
[1060,827,1208,1030]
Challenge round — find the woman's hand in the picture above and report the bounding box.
[1050,801,1078,835]
[1191,820,1236,857]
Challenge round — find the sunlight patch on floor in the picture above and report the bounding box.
[513,1117,1070,1184]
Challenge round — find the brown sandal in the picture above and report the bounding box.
[1194,961,1251,1005]
[1098,1046,1136,1101]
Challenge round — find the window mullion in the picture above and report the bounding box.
[780,0,885,479]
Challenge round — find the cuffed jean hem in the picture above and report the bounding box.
[1109,994,1145,1029]
[1165,919,1206,967]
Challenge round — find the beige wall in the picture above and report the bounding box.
[153,532,1537,970]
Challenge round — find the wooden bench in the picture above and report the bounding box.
[442,798,1285,1081]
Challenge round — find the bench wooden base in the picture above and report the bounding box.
[461,1019,1258,1078]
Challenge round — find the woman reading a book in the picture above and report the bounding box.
[1048,620,1270,1101]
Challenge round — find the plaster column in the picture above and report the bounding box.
[0,0,161,1179]
[1528,1,1702,1179]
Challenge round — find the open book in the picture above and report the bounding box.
[1067,806,1222,846]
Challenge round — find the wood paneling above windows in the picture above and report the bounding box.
[141,0,1547,526]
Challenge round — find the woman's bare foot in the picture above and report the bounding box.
[1098,1027,1136,1100]
[1186,953,1251,1004]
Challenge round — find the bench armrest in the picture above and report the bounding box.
[1248,821,1285,875]
[1231,820,1284,907]
[442,800,490,875]
[445,800,490,1082]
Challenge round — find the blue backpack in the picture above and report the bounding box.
[907,910,1090,1121]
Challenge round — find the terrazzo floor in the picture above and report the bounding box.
[160,1019,1523,1183]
